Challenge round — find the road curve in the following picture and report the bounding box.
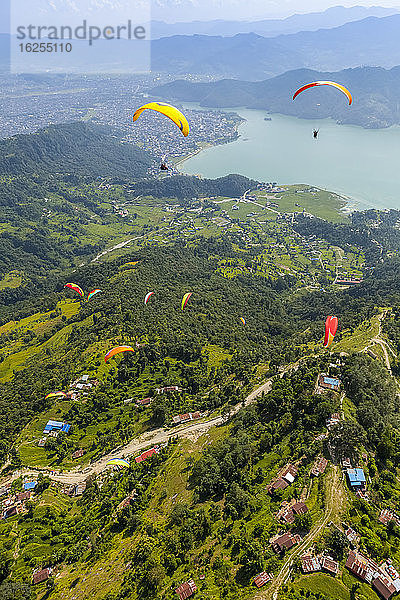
[0,375,276,488]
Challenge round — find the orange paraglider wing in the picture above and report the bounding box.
[293,81,352,105]
[105,345,135,362]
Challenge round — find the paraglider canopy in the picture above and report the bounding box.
[144,292,154,305]
[324,316,338,348]
[106,458,130,468]
[240,317,246,325]
[181,292,192,310]
[105,346,135,362]
[133,102,190,137]
[87,289,102,302]
[293,81,353,105]
[64,283,84,297]
[45,391,67,400]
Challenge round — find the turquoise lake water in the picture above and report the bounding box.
[180,108,400,210]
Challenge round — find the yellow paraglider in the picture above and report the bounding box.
[45,391,67,400]
[106,458,130,468]
[133,102,190,137]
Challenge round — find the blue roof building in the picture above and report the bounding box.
[24,481,37,491]
[319,374,341,392]
[43,420,71,434]
[323,377,340,388]
[347,468,366,489]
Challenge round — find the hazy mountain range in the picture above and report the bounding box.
[152,14,400,79]
[151,5,398,38]
[151,66,400,128]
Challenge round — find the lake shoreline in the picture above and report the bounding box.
[178,108,400,213]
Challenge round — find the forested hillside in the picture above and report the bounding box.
[133,174,258,200]
[0,122,153,178]
[2,124,400,600]
[1,238,400,600]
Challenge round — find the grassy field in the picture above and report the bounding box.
[333,313,382,354]
[289,572,380,600]
[254,185,349,223]
[0,270,24,290]
[288,573,351,599]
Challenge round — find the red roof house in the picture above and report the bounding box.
[372,577,396,600]
[175,579,197,600]
[254,572,273,587]
[16,491,31,503]
[134,447,158,463]
[33,568,51,585]
[301,555,321,573]
[72,449,85,459]
[271,533,301,553]
[321,556,339,576]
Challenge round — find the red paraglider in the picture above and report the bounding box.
[324,316,338,348]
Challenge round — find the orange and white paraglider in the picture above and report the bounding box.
[293,81,353,105]
[144,292,154,305]
[324,316,338,348]
[105,346,135,363]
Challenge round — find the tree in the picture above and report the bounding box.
[329,421,366,461]
[325,529,349,560]
[224,483,250,520]
[294,512,312,532]
[0,581,33,600]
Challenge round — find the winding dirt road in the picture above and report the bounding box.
[0,375,276,488]
[254,465,345,600]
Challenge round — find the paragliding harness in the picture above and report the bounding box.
[160,163,168,171]
[313,129,319,139]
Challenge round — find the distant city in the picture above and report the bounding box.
[0,72,241,174]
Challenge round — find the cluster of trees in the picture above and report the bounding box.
[341,354,397,452]
[133,174,258,201]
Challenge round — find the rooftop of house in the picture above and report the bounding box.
[175,579,197,600]
[347,468,366,485]
[254,572,273,588]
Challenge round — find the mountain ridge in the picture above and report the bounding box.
[152,14,400,79]
[151,5,398,38]
[151,65,400,128]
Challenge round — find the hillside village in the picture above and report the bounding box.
[2,349,399,600]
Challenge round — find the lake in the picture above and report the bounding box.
[180,108,400,211]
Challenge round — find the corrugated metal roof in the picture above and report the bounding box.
[24,481,37,490]
[347,468,366,484]
[323,377,340,386]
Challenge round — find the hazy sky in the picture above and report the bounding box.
[260,1,400,17]
[151,0,400,20]
[2,1,400,28]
